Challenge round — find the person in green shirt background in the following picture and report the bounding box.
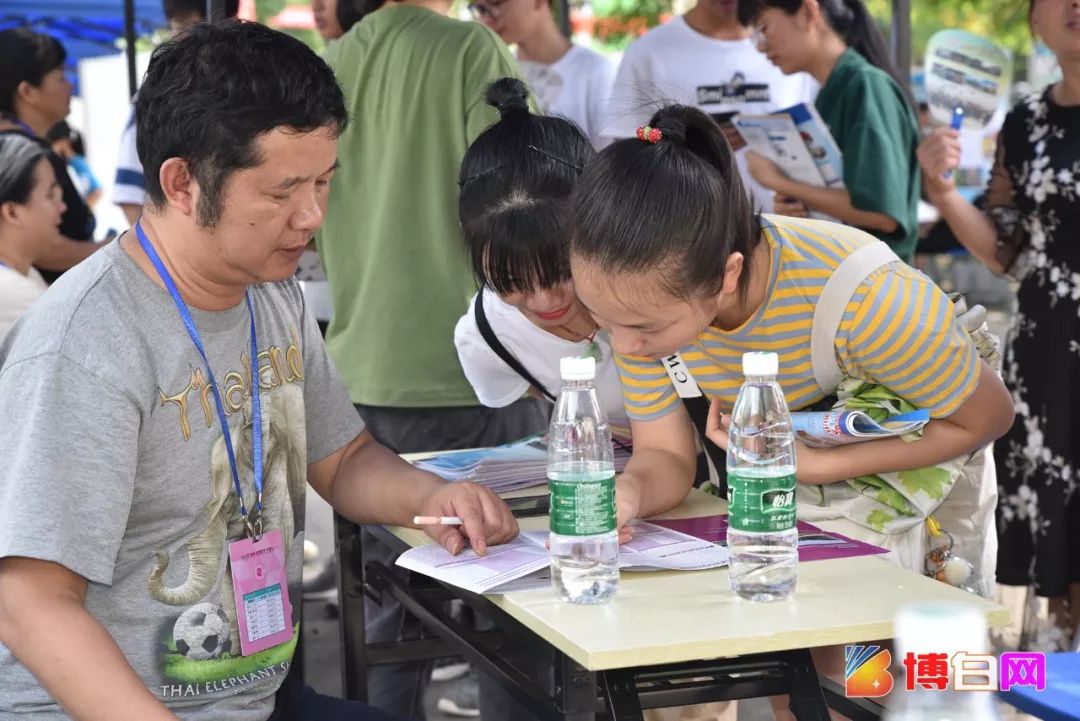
[320,1,549,717]
[737,0,921,263]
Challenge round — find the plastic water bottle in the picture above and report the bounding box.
[727,351,798,601]
[548,356,619,604]
[885,603,1002,720]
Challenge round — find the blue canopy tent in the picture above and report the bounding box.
[0,1,166,97]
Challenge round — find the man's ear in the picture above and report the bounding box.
[158,158,198,218]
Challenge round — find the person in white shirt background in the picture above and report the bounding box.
[454,78,628,430]
[469,0,616,147]
[0,134,65,340]
[112,0,240,230]
[602,0,817,212]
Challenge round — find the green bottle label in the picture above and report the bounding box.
[727,473,797,533]
[548,475,616,536]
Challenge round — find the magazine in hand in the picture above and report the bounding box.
[732,102,845,221]
[733,113,827,189]
[791,409,930,448]
[396,521,729,595]
[779,103,845,188]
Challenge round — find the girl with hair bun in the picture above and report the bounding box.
[569,103,1012,563]
[737,0,921,263]
[454,78,629,430]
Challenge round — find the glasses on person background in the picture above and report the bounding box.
[468,0,507,20]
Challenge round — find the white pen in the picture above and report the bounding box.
[412,516,463,526]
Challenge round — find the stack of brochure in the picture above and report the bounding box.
[413,435,632,494]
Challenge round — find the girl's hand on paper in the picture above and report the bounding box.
[746,151,786,192]
[614,478,639,544]
[419,481,518,556]
[773,194,809,218]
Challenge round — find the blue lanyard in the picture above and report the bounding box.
[135,222,264,535]
[14,120,36,138]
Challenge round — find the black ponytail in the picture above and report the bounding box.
[740,0,916,111]
[828,0,916,110]
[458,78,595,295]
[570,105,761,301]
[485,76,530,118]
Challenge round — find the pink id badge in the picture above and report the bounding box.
[228,529,294,657]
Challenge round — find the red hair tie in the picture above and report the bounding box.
[636,125,662,143]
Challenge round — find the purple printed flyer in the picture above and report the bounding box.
[651,515,889,563]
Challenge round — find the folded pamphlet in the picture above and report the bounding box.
[791,409,930,448]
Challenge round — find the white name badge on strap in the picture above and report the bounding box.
[662,353,704,399]
[229,529,294,656]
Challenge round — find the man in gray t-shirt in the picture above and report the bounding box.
[0,22,517,721]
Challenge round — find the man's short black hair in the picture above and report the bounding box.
[135,21,348,226]
[163,0,240,22]
[0,29,67,115]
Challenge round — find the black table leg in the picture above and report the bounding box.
[784,649,831,720]
[335,513,368,701]
[555,651,598,721]
[818,676,887,721]
[602,669,645,721]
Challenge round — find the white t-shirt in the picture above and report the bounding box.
[113,107,146,208]
[520,45,616,148]
[602,16,818,211]
[0,264,47,340]
[454,291,627,426]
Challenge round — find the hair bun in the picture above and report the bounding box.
[486,77,530,118]
[652,115,688,144]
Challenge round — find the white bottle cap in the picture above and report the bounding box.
[742,351,778,376]
[894,602,990,658]
[560,355,596,381]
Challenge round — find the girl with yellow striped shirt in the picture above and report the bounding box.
[568,105,1014,542]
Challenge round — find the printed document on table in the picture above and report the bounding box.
[396,523,729,594]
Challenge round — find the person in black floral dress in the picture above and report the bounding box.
[918,0,1080,649]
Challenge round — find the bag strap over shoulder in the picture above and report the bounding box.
[811,241,900,395]
[473,289,557,403]
[663,353,727,492]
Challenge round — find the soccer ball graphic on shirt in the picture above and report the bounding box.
[173,603,233,661]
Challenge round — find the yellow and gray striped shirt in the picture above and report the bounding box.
[616,216,981,420]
